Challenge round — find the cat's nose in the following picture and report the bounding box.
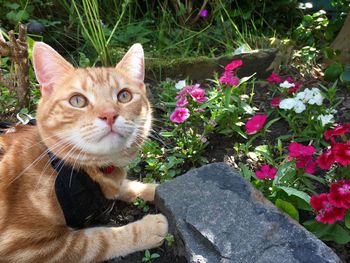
[99,110,117,126]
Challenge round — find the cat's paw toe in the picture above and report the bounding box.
[139,214,168,248]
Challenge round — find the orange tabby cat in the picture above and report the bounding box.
[0,42,168,262]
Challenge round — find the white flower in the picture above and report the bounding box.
[317,114,334,126]
[295,87,324,105]
[279,98,297,110]
[293,100,306,113]
[175,80,186,90]
[279,81,295,89]
[308,93,323,105]
[279,98,306,113]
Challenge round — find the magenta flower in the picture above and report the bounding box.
[176,96,188,107]
[170,107,190,124]
[225,59,243,71]
[296,156,316,174]
[310,193,346,224]
[285,76,293,83]
[255,165,277,180]
[219,71,240,86]
[288,142,315,158]
[245,114,267,135]
[267,72,282,84]
[199,9,208,18]
[316,149,335,170]
[271,97,281,107]
[288,82,302,93]
[329,180,350,209]
[189,87,208,103]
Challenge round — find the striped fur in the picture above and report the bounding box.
[0,43,168,262]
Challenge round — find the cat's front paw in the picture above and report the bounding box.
[141,183,157,202]
[134,214,168,250]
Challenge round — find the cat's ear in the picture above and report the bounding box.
[116,43,144,82]
[33,42,74,97]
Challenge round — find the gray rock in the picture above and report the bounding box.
[155,163,341,263]
[145,49,278,82]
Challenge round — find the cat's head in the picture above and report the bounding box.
[33,42,151,167]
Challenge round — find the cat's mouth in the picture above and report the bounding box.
[101,129,126,140]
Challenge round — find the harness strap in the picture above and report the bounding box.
[49,152,115,229]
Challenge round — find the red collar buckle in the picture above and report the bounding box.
[103,166,115,174]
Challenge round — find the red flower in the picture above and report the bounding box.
[271,97,281,107]
[310,193,346,224]
[255,164,277,180]
[332,141,350,166]
[324,123,350,140]
[296,156,316,174]
[316,149,335,170]
[267,72,282,84]
[288,142,316,158]
[225,59,243,71]
[288,82,302,93]
[329,180,350,208]
[245,114,267,135]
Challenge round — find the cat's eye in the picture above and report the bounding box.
[69,94,88,108]
[117,89,132,103]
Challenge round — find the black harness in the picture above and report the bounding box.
[0,121,115,229]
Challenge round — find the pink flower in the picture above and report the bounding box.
[219,71,240,86]
[245,114,267,135]
[288,142,315,158]
[316,149,335,170]
[310,193,346,224]
[199,9,208,18]
[170,107,190,124]
[271,97,281,107]
[176,86,191,100]
[176,96,188,107]
[189,87,208,103]
[324,123,350,140]
[296,156,316,174]
[225,60,243,71]
[267,72,282,84]
[255,164,277,180]
[329,180,350,208]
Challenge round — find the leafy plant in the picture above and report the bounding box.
[142,250,160,262]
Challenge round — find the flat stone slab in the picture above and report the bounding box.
[155,163,341,263]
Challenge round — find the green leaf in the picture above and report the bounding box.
[264,117,281,130]
[238,163,254,181]
[323,224,350,244]
[345,210,350,229]
[303,220,334,238]
[275,199,299,221]
[324,62,343,81]
[150,253,161,259]
[160,131,173,137]
[224,87,232,108]
[278,186,311,204]
[273,162,295,185]
[340,64,350,83]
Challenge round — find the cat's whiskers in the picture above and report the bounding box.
[7,138,77,186]
[34,138,80,190]
[10,129,71,155]
[68,141,89,188]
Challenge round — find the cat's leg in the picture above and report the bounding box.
[117,179,157,203]
[4,214,167,263]
[87,167,157,202]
